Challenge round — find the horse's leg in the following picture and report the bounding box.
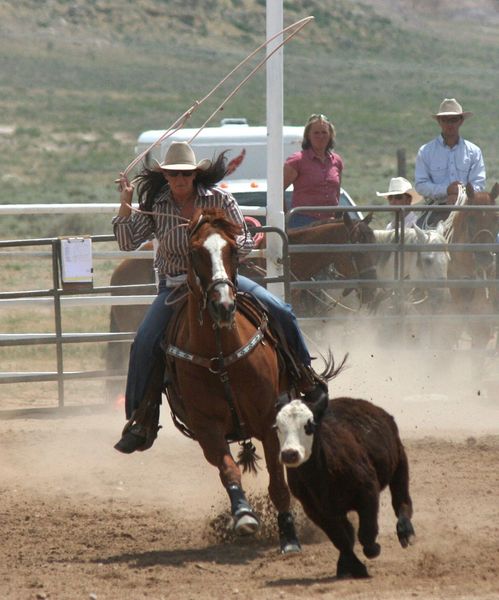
[105,307,130,403]
[262,430,301,553]
[198,433,260,536]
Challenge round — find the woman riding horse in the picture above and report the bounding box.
[113,141,328,453]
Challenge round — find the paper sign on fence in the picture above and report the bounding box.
[60,237,93,283]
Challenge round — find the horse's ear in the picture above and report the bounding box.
[413,223,427,243]
[490,182,499,202]
[343,212,353,227]
[363,212,374,225]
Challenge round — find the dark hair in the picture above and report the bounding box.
[134,151,229,212]
[302,114,336,152]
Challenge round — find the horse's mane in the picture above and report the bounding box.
[443,184,496,242]
[373,229,419,244]
[442,185,468,242]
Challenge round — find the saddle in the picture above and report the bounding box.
[160,291,303,442]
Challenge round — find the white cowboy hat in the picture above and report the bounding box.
[158,141,211,171]
[376,177,417,199]
[432,98,472,120]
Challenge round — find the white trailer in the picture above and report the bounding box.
[135,118,303,181]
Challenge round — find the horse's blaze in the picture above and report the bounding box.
[203,232,236,324]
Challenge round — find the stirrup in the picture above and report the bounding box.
[114,423,147,454]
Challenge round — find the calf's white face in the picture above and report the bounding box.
[275,399,315,467]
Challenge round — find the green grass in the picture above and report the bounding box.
[1,3,497,241]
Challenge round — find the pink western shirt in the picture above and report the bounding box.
[285,148,344,219]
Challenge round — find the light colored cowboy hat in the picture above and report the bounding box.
[376,177,418,200]
[157,141,211,171]
[432,98,472,120]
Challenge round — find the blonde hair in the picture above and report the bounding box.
[302,114,336,151]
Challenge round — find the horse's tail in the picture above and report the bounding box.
[237,440,261,475]
[319,350,348,383]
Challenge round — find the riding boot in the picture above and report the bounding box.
[297,364,329,405]
[114,422,148,454]
[114,361,164,454]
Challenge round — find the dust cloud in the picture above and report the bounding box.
[303,318,499,439]
[0,318,497,516]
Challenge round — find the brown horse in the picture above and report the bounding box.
[241,213,378,315]
[162,207,336,553]
[106,214,377,394]
[443,183,498,348]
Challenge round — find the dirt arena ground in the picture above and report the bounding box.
[1,341,498,600]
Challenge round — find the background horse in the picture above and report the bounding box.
[242,213,378,316]
[162,207,336,553]
[373,223,450,311]
[106,241,155,402]
[442,183,498,349]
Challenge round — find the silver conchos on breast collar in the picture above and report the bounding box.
[165,313,268,374]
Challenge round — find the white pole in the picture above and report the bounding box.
[266,0,285,298]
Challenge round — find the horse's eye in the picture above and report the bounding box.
[304,420,316,436]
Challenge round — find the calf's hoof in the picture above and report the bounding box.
[363,542,381,559]
[337,553,369,579]
[397,516,416,548]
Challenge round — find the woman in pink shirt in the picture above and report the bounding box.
[284,113,344,228]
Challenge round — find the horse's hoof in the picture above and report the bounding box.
[280,541,302,555]
[234,513,260,536]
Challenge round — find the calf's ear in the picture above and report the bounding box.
[310,394,328,424]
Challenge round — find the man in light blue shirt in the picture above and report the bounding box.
[415,98,486,227]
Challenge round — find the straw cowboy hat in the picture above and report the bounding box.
[376,177,420,203]
[432,98,473,120]
[158,141,211,171]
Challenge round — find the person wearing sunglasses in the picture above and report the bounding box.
[414,98,486,228]
[112,141,330,453]
[376,177,419,230]
[283,113,344,228]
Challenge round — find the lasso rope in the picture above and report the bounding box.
[121,16,314,177]
[442,184,467,242]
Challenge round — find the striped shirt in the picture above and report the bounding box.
[112,184,254,278]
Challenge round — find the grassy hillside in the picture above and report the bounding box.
[0,0,498,238]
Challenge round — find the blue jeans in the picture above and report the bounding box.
[287,213,317,229]
[124,275,311,418]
